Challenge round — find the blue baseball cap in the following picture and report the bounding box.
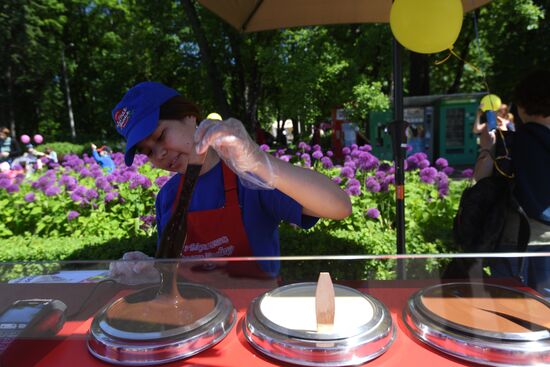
[112,81,180,166]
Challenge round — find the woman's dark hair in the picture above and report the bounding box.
[159,96,202,121]
[514,69,550,117]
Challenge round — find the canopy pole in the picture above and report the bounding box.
[390,36,408,279]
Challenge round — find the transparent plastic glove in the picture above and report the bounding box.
[108,251,160,285]
[194,118,277,190]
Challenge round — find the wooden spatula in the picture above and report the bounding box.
[315,272,335,333]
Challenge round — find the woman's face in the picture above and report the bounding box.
[136,116,199,173]
[497,105,508,118]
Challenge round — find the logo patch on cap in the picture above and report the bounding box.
[114,107,131,129]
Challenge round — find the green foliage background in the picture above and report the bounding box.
[1,1,548,141]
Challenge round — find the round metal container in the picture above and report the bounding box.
[404,282,550,366]
[88,283,236,366]
[244,282,395,366]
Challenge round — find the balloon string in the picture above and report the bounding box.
[434,47,490,93]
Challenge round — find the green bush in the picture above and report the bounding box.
[0,143,472,281]
[0,235,156,262]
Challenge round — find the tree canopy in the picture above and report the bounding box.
[0,0,547,142]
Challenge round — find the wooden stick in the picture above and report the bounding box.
[315,272,335,333]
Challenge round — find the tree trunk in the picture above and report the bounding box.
[408,52,430,96]
[61,47,76,139]
[226,27,246,120]
[6,65,16,137]
[447,20,475,94]
[181,0,231,118]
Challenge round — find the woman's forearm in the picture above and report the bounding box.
[263,155,352,220]
[473,150,493,181]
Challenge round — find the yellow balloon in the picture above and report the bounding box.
[480,94,502,111]
[390,0,463,54]
[206,112,222,120]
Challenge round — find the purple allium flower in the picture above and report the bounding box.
[44,185,61,196]
[70,192,83,203]
[276,148,286,156]
[378,162,391,172]
[340,166,355,179]
[366,208,380,219]
[67,211,79,221]
[104,191,119,203]
[406,155,419,170]
[342,147,351,155]
[129,174,152,189]
[346,178,361,188]
[435,158,449,169]
[300,153,311,168]
[326,150,334,157]
[279,155,291,162]
[312,144,321,151]
[85,188,99,200]
[139,215,156,229]
[357,152,379,171]
[321,156,333,168]
[344,160,357,170]
[155,176,170,188]
[436,171,449,185]
[298,142,311,152]
[380,174,395,192]
[365,177,381,193]
[418,159,430,169]
[79,168,93,178]
[312,150,323,160]
[24,192,36,203]
[260,144,270,151]
[7,184,19,193]
[375,170,386,180]
[95,176,112,192]
[442,166,455,176]
[14,174,25,185]
[419,167,438,184]
[74,185,87,196]
[461,169,474,178]
[347,185,362,196]
[59,175,77,190]
[332,176,342,184]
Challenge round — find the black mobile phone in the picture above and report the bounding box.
[0,299,67,355]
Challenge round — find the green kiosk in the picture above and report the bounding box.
[368,93,483,166]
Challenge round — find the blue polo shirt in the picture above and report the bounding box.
[155,161,319,258]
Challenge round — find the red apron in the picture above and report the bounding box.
[172,162,268,277]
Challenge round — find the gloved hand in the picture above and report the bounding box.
[194,118,277,190]
[108,251,160,285]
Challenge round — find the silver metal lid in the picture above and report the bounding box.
[88,283,236,366]
[244,282,395,366]
[404,282,550,367]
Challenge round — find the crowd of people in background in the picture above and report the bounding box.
[0,125,119,180]
[0,128,59,176]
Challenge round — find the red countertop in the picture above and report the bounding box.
[0,279,493,367]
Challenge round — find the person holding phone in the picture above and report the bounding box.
[473,69,550,295]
